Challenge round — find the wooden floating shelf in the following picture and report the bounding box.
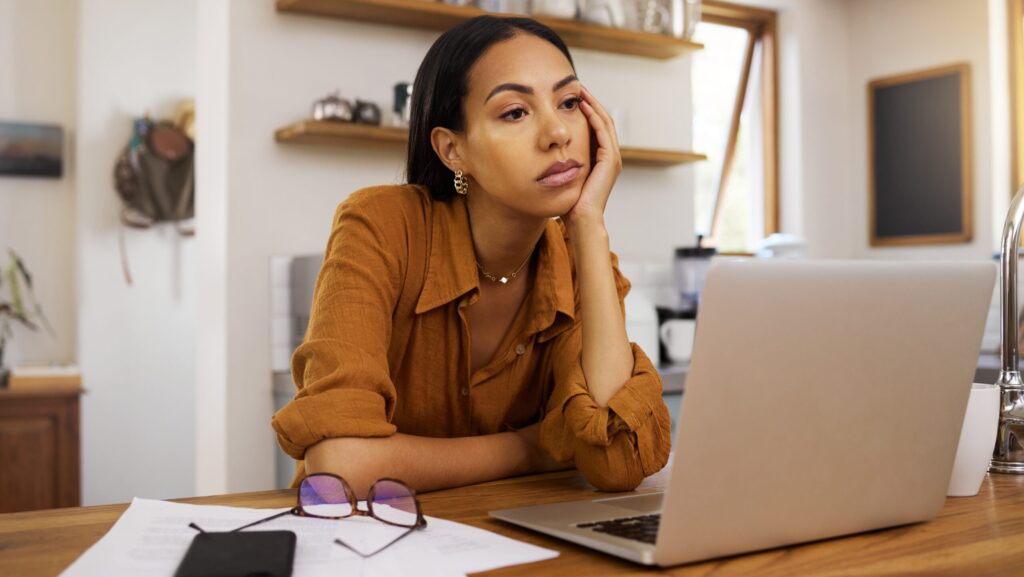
[620,147,706,166]
[275,121,410,145]
[276,0,703,60]
[275,120,707,167]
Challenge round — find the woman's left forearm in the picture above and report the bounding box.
[567,216,634,407]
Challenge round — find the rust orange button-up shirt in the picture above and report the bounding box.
[272,184,671,491]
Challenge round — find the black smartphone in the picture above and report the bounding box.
[174,530,296,577]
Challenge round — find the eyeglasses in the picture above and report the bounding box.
[189,473,427,558]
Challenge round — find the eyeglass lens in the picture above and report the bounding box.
[299,475,353,518]
[369,479,420,527]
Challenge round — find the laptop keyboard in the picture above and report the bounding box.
[576,513,661,544]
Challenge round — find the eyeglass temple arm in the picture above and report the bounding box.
[334,521,426,559]
[229,509,295,532]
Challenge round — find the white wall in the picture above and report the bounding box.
[195,0,698,493]
[76,0,197,505]
[787,0,856,258]
[988,0,1012,241]
[738,0,1007,260]
[848,0,995,260]
[0,0,78,365]
[195,0,231,500]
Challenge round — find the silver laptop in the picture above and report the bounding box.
[490,259,996,566]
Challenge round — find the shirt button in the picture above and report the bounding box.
[460,386,469,396]
[515,344,527,355]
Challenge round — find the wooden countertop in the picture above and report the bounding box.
[2,467,1024,576]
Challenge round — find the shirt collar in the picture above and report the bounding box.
[529,218,576,342]
[414,198,575,339]
[414,196,479,314]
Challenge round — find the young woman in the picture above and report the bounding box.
[272,16,671,496]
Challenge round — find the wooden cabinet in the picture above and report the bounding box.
[0,376,82,513]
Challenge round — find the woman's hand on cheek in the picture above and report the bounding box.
[564,86,621,231]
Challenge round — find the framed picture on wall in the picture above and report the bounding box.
[0,121,64,179]
[868,63,972,246]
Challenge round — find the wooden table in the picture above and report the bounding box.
[2,468,1024,576]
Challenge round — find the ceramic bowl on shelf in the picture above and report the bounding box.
[311,92,354,122]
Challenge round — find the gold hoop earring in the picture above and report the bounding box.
[454,170,469,196]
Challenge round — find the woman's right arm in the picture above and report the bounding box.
[305,428,560,498]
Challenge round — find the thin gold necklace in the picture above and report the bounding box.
[476,249,534,285]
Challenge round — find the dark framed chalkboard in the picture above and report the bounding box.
[868,63,972,246]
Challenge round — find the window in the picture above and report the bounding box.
[692,1,778,252]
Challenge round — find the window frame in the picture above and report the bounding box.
[700,0,780,240]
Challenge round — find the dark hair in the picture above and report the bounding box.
[406,16,575,201]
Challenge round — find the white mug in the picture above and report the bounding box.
[660,319,696,364]
[947,383,1001,497]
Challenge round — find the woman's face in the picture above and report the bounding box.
[455,33,591,219]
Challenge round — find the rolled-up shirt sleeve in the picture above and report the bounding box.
[539,259,672,492]
[272,193,403,460]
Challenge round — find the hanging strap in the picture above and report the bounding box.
[173,159,195,237]
[118,213,134,286]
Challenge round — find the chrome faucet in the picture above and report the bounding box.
[992,184,1024,474]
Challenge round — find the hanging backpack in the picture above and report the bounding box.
[112,115,195,284]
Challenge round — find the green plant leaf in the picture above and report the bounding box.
[5,265,24,316]
[11,250,33,290]
[9,251,53,335]
[0,250,49,337]
[0,303,36,330]
[30,301,54,335]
